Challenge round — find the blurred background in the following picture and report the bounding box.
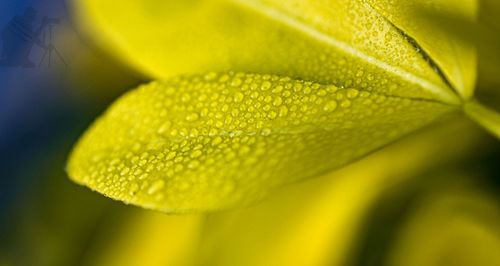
[1,0,500,265]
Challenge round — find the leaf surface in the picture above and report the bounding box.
[365,0,478,99]
[67,72,454,212]
[68,0,500,212]
[75,0,460,103]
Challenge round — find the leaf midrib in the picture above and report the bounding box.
[125,82,457,146]
[228,0,461,105]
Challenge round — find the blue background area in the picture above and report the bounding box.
[0,0,144,234]
[0,0,70,218]
[0,1,145,263]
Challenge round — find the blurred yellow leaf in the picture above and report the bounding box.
[465,100,500,138]
[387,175,500,266]
[91,212,202,266]
[67,73,453,212]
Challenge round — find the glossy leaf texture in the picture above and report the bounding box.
[68,0,500,212]
[74,0,461,103]
[365,0,478,100]
[67,72,454,212]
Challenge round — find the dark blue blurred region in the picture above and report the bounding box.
[0,0,74,223]
[0,0,145,229]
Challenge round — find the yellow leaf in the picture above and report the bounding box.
[68,0,500,212]
[464,100,500,139]
[91,212,202,266]
[386,176,500,266]
[74,0,460,103]
[79,117,483,266]
[194,118,485,266]
[365,0,478,100]
[67,72,454,212]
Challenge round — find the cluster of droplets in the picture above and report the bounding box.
[245,0,452,103]
[67,72,453,211]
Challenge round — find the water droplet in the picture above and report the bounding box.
[166,151,177,160]
[234,92,244,103]
[272,85,283,93]
[341,99,352,108]
[279,106,289,117]
[188,160,200,169]
[189,128,199,137]
[212,136,223,146]
[186,112,199,121]
[169,129,178,137]
[209,128,219,136]
[261,81,271,91]
[128,182,139,195]
[174,164,184,172]
[120,167,130,176]
[190,150,202,159]
[323,100,338,112]
[346,88,359,99]
[326,85,338,93]
[219,74,230,82]
[134,169,143,176]
[360,91,371,98]
[303,87,312,94]
[239,145,251,156]
[267,111,277,119]
[231,78,242,87]
[273,96,283,106]
[157,121,172,134]
[181,93,191,102]
[317,90,327,96]
[204,72,217,81]
[148,180,165,194]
